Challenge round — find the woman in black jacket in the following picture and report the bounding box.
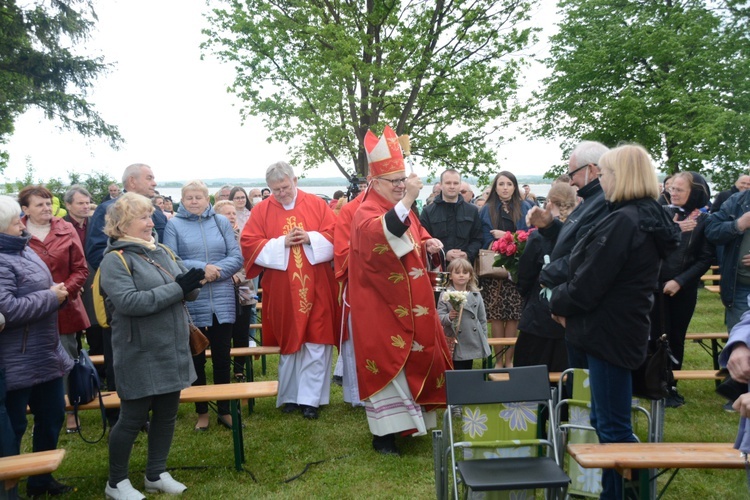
[515,182,578,372]
[652,171,714,407]
[549,144,680,500]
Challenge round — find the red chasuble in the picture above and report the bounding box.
[348,189,453,409]
[332,193,364,344]
[240,189,338,354]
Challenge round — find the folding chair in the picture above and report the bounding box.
[443,366,570,499]
[555,368,654,499]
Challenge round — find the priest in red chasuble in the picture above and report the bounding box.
[240,161,338,420]
[349,125,453,455]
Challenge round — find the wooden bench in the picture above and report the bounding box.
[89,346,280,382]
[0,449,66,490]
[68,382,278,471]
[567,442,743,499]
[685,332,727,374]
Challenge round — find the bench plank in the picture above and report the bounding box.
[66,381,278,411]
[89,346,280,365]
[567,442,743,470]
[0,450,66,481]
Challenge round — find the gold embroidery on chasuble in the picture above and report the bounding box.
[283,216,312,314]
[436,373,445,389]
[366,359,379,374]
[391,335,406,349]
[388,273,405,284]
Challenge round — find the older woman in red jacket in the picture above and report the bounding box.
[19,185,90,432]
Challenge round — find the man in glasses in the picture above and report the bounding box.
[241,162,338,421]
[348,125,452,455]
[419,169,483,266]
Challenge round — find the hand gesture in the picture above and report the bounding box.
[526,205,553,229]
[673,214,696,232]
[448,309,458,320]
[50,283,68,304]
[662,280,681,297]
[285,227,310,247]
[727,344,750,384]
[425,238,444,254]
[204,264,222,282]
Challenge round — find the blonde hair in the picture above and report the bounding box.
[598,144,660,203]
[447,258,479,292]
[104,193,154,239]
[181,179,209,199]
[213,200,234,214]
[545,183,577,221]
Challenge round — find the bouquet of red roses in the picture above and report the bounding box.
[491,229,535,282]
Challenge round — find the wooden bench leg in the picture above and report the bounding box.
[245,357,255,414]
[231,399,245,471]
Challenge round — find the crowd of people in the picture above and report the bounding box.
[2,130,750,498]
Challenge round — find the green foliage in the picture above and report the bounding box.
[203,0,536,185]
[530,0,750,189]
[0,0,123,173]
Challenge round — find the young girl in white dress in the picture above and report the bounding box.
[438,258,491,370]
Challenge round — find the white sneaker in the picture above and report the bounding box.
[144,472,187,494]
[105,479,146,500]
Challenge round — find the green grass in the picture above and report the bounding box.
[16,288,749,498]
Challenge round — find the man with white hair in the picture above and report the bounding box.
[240,162,338,420]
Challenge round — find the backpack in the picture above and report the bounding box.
[91,244,177,328]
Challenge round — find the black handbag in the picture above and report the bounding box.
[632,334,674,400]
[67,349,106,443]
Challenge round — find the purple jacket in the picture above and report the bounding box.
[0,231,73,391]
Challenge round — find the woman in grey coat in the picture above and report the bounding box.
[100,193,204,500]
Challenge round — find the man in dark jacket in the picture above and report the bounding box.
[706,189,750,331]
[527,141,610,290]
[86,164,165,270]
[710,174,750,213]
[419,169,483,265]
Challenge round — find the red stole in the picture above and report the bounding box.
[349,190,452,409]
[240,190,338,354]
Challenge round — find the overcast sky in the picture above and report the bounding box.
[2,1,563,184]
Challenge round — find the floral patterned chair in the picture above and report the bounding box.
[442,367,570,499]
[554,369,652,499]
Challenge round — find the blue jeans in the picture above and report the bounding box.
[727,283,750,332]
[587,354,637,500]
[5,377,65,490]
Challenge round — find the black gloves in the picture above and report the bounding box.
[175,268,206,297]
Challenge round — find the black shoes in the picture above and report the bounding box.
[281,403,300,414]
[301,405,319,420]
[665,387,685,408]
[372,433,399,456]
[282,403,319,419]
[27,478,73,497]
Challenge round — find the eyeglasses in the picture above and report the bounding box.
[668,187,687,194]
[460,190,468,194]
[377,177,407,187]
[567,163,596,177]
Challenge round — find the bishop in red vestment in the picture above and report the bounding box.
[240,162,338,420]
[349,125,453,455]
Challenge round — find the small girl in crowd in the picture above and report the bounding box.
[438,258,490,370]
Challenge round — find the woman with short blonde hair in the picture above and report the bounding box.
[104,193,154,239]
[597,144,660,203]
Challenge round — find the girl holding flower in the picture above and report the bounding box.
[478,171,534,367]
[438,258,490,370]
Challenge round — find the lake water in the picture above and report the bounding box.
[156,183,552,205]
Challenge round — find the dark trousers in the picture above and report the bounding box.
[650,285,698,374]
[5,377,65,490]
[102,327,120,426]
[109,391,180,485]
[192,316,233,415]
[231,305,256,375]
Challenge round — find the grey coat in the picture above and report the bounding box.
[438,287,491,362]
[99,238,197,400]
